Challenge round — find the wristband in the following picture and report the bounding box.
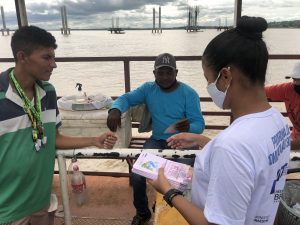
[163,188,183,207]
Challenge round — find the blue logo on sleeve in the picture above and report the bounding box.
[268,125,290,166]
[270,163,288,194]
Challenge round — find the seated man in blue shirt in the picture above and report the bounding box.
[107,53,205,225]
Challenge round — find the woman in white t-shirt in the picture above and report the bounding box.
[149,16,291,225]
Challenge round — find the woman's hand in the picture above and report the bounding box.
[167,132,199,149]
[167,132,210,149]
[148,167,172,194]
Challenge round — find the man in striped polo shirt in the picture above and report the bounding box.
[0,26,117,225]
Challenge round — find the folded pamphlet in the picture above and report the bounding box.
[164,118,188,134]
[132,152,193,192]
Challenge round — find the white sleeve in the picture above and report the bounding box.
[204,146,255,225]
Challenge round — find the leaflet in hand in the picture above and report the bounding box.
[164,118,188,134]
[132,151,193,192]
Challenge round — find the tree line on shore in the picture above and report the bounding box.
[268,20,300,28]
[71,20,300,31]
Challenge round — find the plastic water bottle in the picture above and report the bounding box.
[70,164,87,206]
[67,158,77,187]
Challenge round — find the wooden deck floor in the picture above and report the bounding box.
[51,169,300,225]
[52,174,156,224]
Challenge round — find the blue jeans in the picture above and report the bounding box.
[131,137,194,215]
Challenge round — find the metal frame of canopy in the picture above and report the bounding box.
[14,0,28,27]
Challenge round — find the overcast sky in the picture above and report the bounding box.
[0,0,299,30]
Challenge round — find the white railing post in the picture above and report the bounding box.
[56,148,199,158]
[57,154,72,225]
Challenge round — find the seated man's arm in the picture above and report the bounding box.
[265,83,288,101]
[291,139,300,150]
[107,83,148,131]
[111,83,148,112]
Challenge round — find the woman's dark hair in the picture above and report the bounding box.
[203,16,268,85]
[11,25,57,60]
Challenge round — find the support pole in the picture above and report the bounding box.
[187,7,191,32]
[63,5,68,35]
[194,6,197,28]
[60,5,70,35]
[111,17,114,33]
[158,6,161,33]
[60,6,65,34]
[217,18,221,31]
[1,7,7,30]
[152,8,155,33]
[57,155,72,225]
[124,60,131,92]
[0,6,8,35]
[14,0,28,27]
[234,0,242,27]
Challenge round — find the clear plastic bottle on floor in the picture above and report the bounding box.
[67,157,77,187]
[68,158,88,207]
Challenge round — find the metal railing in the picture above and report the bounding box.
[1,54,295,131]
[1,54,300,92]
[1,54,294,149]
[1,54,294,142]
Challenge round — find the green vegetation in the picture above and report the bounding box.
[268,20,300,28]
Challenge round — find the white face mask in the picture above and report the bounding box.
[206,72,230,109]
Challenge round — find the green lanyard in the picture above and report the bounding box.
[9,70,46,151]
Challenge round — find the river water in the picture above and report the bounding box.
[1,29,300,97]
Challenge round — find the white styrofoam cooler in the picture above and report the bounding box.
[58,108,132,148]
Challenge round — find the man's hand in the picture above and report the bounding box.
[107,108,121,132]
[93,132,117,149]
[175,118,190,132]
